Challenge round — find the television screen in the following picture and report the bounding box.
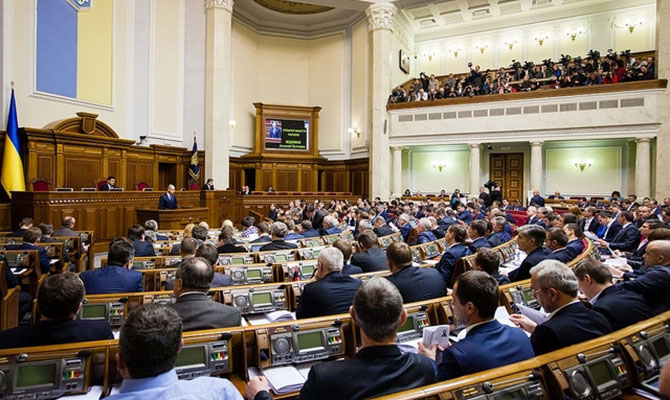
[265,119,309,150]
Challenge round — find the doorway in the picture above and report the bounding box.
[489,153,524,203]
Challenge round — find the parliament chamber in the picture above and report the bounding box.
[2,0,670,399]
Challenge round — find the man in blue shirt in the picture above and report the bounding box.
[108,303,265,400]
[418,271,534,380]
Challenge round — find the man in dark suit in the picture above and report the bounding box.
[351,230,388,272]
[526,206,540,225]
[53,216,89,253]
[203,178,215,190]
[7,227,51,274]
[299,277,436,400]
[597,211,640,252]
[319,215,342,236]
[217,228,246,253]
[2,255,32,321]
[195,243,232,288]
[436,208,458,229]
[435,225,472,286]
[305,204,326,230]
[250,222,272,243]
[581,207,599,234]
[128,225,156,257]
[259,222,298,251]
[386,241,445,303]
[413,218,437,245]
[546,228,575,264]
[456,204,473,225]
[372,216,394,237]
[99,176,116,191]
[510,260,611,355]
[488,216,511,247]
[333,239,362,276]
[170,257,240,331]
[0,272,113,349]
[80,238,143,294]
[623,220,665,268]
[300,220,321,238]
[563,223,585,258]
[419,271,534,380]
[467,220,491,253]
[621,240,670,314]
[158,184,178,209]
[575,259,653,331]
[144,219,169,241]
[296,247,362,319]
[7,217,33,238]
[530,190,545,207]
[598,210,622,241]
[509,224,556,282]
[474,248,510,285]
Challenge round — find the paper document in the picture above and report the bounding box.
[422,325,451,349]
[397,338,422,354]
[261,365,307,395]
[10,268,27,275]
[514,303,548,326]
[584,231,599,241]
[495,306,531,337]
[57,385,104,400]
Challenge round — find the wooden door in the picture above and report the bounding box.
[489,153,524,203]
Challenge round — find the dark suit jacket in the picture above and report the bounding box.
[133,239,156,257]
[320,226,342,236]
[217,243,247,253]
[431,227,445,239]
[582,218,599,234]
[593,285,653,331]
[608,223,641,252]
[373,225,394,238]
[158,193,178,209]
[386,267,446,303]
[259,240,298,252]
[6,228,27,238]
[566,239,585,259]
[299,345,436,400]
[99,183,114,191]
[7,243,50,274]
[350,247,388,273]
[301,229,321,238]
[295,272,362,319]
[80,264,143,294]
[530,302,612,355]
[341,263,362,275]
[438,217,458,228]
[468,237,491,253]
[621,265,670,314]
[414,231,437,245]
[552,248,574,263]
[0,319,113,349]
[203,184,215,190]
[435,243,471,285]
[487,231,510,248]
[530,195,545,207]
[250,235,272,244]
[509,246,556,282]
[170,292,241,331]
[492,272,510,286]
[310,210,327,230]
[438,320,534,381]
[602,221,622,242]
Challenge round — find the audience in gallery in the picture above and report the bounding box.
[389,50,655,104]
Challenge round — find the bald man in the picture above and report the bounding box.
[159,184,178,209]
[621,240,670,315]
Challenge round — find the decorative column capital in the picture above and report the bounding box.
[391,146,402,151]
[206,0,233,12]
[637,137,652,144]
[366,3,396,32]
[530,141,543,147]
[469,143,481,150]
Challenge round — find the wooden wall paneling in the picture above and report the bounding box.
[37,156,54,186]
[261,168,272,191]
[0,204,12,231]
[65,158,101,190]
[301,169,311,191]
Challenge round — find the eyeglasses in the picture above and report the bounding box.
[531,287,547,296]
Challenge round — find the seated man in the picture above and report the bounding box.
[7,227,50,274]
[284,219,304,240]
[7,217,33,238]
[546,228,574,264]
[217,227,246,253]
[81,239,143,294]
[196,243,232,288]
[574,259,653,331]
[107,304,250,400]
[99,176,116,191]
[396,214,413,242]
[144,219,168,241]
[259,222,298,251]
[487,217,511,247]
[372,216,394,237]
[597,211,641,252]
[299,278,436,399]
[240,216,259,237]
[158,184,178,209]
[621,240,670,314]
[510,260,611,355]
[296,247,362,319]
[467,220,491,253]
[509,224,555,282]
[320,215,342,236]
[412,218,437,245]
[250,222,272,243]
[2,257,32,320]
[127,225,156,257]
[53,216,89,253]
[456,204,473,225]
[563,223,585,258]
[386,241,445,303]
[419,271,534,380]
[299,220,321,238]
[0,273,113,349]
[435,225,472,286]
[428,216,445,239]
[351,230,387,272]
[333,239,362,275]
[170,257,240,330]
[474,247,510,285]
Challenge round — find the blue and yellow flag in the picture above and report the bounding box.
[1,89,25,198]
[188,136,200,184]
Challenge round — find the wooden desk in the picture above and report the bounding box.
[135,208,209,230]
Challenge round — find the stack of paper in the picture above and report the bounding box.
[265,310,295,323]
[495,306,531,337]
[422,325,451,349]
[515,303,548,325]
[248,365,306,395]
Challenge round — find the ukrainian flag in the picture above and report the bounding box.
[1,89,25,198]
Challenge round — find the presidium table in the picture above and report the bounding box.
[9,190,360,253]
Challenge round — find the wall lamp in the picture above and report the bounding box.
[229,120,236,128]
[534,34,549,46]
[348,127,361,138]
[573,159,593,172]
[504,40,517,50]
[433,162,448,172]
[566,27,584,42]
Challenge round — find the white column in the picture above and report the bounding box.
[530,141,543,193]
[635,138,651,198]
[204,0,233,189]
[366,3,396,200]
[391,146,402,198]
[469,143,481,196]
[656,0,670,198]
